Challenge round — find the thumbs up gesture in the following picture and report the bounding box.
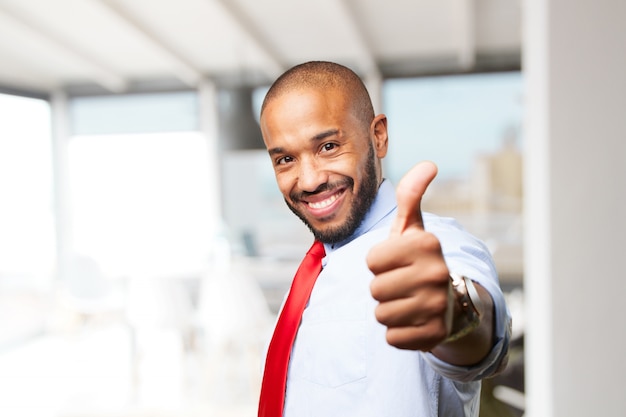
[367,161,454,351]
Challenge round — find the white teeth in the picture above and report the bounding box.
[309,194,338,209]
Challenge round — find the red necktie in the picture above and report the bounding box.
[258,240,325,417]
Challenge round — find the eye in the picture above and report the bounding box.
[321,142,338,152]
[276,155,294,165]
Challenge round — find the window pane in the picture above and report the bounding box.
[68,132,214,278]
[383,72,524,286]
[0,93,54,287]
[384,72,523,182]
[70,92,198,135]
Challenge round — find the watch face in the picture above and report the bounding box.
[446,274,482,343]
[463,277,485,317]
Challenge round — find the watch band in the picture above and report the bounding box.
[445,273,484,343]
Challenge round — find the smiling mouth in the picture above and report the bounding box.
[291,179,352,216]
[308,193,339,209]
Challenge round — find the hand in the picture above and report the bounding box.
[367,161,454,351]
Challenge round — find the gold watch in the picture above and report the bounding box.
[445,273,484,343]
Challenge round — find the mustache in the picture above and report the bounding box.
[289,178,353,201]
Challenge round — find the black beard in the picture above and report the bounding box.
[285,144,378,244]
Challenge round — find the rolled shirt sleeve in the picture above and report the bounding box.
[422,213,512,382]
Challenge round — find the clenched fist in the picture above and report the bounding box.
[368,161,495,365]
[367,161,454,351]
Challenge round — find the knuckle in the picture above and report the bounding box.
[431,293,449,316]
[366,243,384,272]
[385,331,399,347]
[402,233,443,262]
[415,231,442,251]
[370,280,383,300]
[428,263,450,284]
[439,266,450,281]
[365,255,378,274]
[374,303,390,324]
[386,329,407,349]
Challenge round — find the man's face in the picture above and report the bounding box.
[260,87,387,243]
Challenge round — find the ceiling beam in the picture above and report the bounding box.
[336,0,381,79]
[458,0,476,69]
[0,3,127,93]
[96,0,205,88]
[0,83,50,100]
[212,0,286,80]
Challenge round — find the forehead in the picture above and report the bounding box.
[260,83,372,150]
[269,85,347,113]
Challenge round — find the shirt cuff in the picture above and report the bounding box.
[421,317,512,383]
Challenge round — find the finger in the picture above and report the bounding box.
[367,231,445,275]
[385,322,448,351]
[370,261,449,303]
[374,292,448,326]
[389,161,438,236]
[375,298,429,327]
[370,268,415,302]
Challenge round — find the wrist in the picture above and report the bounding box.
[444,273,484,343]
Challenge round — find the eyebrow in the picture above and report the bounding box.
[268,128,341,156]
[313,128,340,141]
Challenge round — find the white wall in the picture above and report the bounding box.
[524,1,626,416]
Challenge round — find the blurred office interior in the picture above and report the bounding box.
[1,1,624,417]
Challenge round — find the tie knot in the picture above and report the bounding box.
[308,240,325,259]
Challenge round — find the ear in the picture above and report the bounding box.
[370,114,389,158]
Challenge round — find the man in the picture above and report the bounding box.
[258,61,511,416]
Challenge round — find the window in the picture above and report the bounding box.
[384,72,524,285]
[0,93,54,289]
[67,132,215,278]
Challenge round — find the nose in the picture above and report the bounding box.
[297,157,326,192]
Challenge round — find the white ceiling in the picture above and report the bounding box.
[0,0,521,96]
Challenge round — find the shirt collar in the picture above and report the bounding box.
[324,179,397,254]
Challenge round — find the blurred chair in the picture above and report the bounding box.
[58,254,127,327]
[193,237,274,407]
[125,271,198,404]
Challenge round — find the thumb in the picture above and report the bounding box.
[389,161,438,236]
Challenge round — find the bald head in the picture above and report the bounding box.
[261,61,375,127]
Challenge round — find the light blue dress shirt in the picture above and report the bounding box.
[281,180,511,417]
